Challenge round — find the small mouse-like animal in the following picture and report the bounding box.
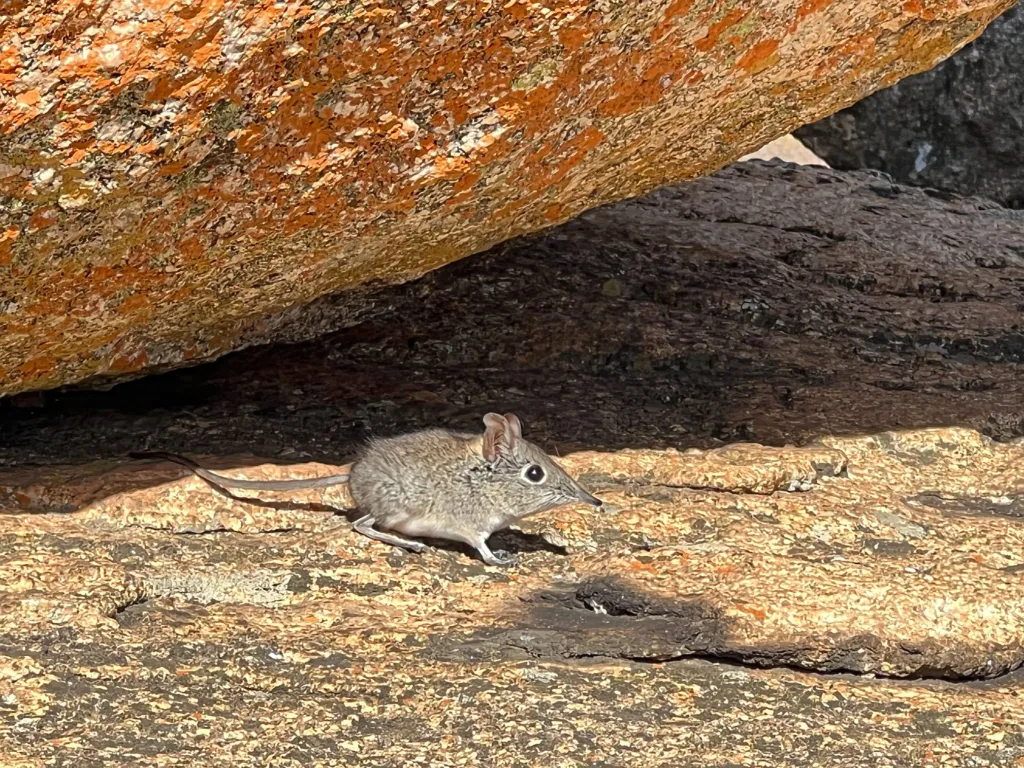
[133,413,600,566]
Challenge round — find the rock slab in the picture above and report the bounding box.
[2,429,1024,765]
[4,161,1023,464]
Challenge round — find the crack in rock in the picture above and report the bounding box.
[429,577,1024,683]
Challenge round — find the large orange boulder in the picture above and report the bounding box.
[0,0,1013,395]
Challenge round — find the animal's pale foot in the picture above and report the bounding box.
[483,549,516,567]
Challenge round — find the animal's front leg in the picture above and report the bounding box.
[471,534,516,567]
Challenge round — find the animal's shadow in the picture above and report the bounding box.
[419,528,569,563]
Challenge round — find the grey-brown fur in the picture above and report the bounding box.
[133,413,600,566]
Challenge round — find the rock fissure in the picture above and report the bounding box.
[133,524,302,536]
[446,616,1024,684]
[688,214,850,244]
[485,618,1024,684]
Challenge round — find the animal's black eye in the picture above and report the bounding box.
[525,465,545,483]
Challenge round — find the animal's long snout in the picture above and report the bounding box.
[576,486,602,507]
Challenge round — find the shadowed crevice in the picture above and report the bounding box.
[430,577,1024,684]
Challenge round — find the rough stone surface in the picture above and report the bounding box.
[797,5,1024,207]
[0,0,1015,397]
[3,163,1024,764]
[4,429,1024,764]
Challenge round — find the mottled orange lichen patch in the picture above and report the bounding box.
[597,51,689,117]
[16,356,55,381]
[737,39,781,73]
[543,203,564,221]
[684,68,706,85]
[558,24,592,51]
[902,0,937,18]
[108,349,149,373]
[735,603,768,621]
[451,171,481,197]
[25,207,56,232]
[15,89,41,106]
[653,0,697,41]
[695,8,748,53]
[118,294,151,313]
[815,33,879,78]
[525,126,606,194]
[797,0,834,22]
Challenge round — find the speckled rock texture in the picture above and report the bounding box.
[3,429,1024,765]
[0,0,1015,398]
[2,162,1024,765]
[797,5,1024,207]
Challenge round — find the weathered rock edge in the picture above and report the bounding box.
[0,0,1014,396]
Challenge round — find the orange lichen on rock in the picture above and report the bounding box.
[0,0,1015,396]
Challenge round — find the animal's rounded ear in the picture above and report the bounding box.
[482,412,515,462]
[503,413,523,439]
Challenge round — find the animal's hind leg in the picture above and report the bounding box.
[352,514,426,553]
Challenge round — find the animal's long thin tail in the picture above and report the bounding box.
[130,451,350,491]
